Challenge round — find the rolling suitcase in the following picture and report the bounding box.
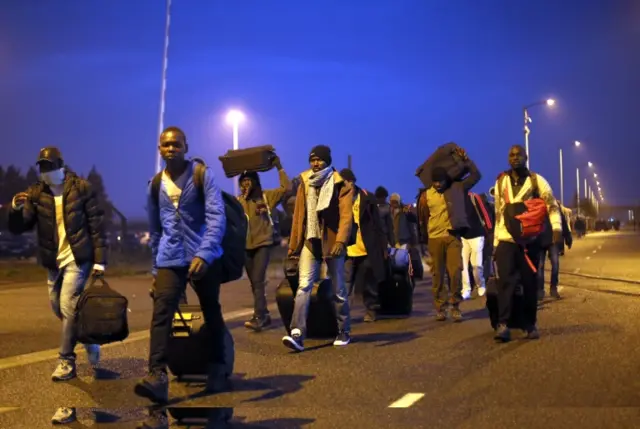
[415,142,468,188]
[275,259,338,338]
[378,271,414,316]
[167,304,235,380]
[485,275,526,330]
[219,145,276,178]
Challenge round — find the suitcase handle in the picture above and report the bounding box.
[87,275,109,288]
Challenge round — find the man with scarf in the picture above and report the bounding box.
[282,145,354,351]
[389,193,418,248]
[237,157,290,332]
[340,168,388,322]
[8,147,107,425]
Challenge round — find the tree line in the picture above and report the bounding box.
[0,165,114,231]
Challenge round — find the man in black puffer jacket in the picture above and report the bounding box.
[7,147,107,425]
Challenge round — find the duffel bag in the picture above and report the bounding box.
[415,142,468,188]
[219,145,276,178]
[76,276,129,345]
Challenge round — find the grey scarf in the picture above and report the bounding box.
[305,167,335,239]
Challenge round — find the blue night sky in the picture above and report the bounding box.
[1,0,638,218]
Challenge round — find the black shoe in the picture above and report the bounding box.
[333,331,351,346]
[244,315,272,332]
[282,329,304,352]
[134,371,169,404]
[494,324,511,342]
[435,311,447,322]
[525,325,540,340]
[137,408,168,429]
[206,364,232,393]
[364,310,377,322]
[550,288,561,300]
[450,308,463,323]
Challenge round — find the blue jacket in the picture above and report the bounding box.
[147,162,226,275]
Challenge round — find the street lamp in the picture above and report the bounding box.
[226,109,245,196]
[523,98,555,168]
[559,140,581,206]
[155,0,173,174]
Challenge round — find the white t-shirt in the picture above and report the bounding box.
[50,185,75,269]
[162,168,189,208]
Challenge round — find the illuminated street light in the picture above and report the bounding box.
[588,161,593,167]
[594,173,597,178]
[226,109,246,196]
[574,141,581,147]
[523,98,556,168]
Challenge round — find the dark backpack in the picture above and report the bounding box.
[150,159,247,284]
[76,276,129,345]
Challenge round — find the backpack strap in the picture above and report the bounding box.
[192,158,206,203]
[263,191,275,226]
[529,172,540,198]
[149,172,162,209]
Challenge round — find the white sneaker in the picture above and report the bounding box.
[477,286,486,297]
[462,289,472,300]
[84,344,101,368]
[51,407,76,425]
[51,359,76,381]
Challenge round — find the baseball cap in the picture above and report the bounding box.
[36,147,63,165]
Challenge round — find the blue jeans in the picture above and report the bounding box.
[291,240,350,337]
[47,261,93,360]
[537,244,560,291]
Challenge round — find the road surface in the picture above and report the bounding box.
[0,231,639,428]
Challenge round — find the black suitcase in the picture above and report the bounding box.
[378,271,414,316]
[415,142,468,188]
[275,261,338,338]
[219,145,276,178]
[485,276,526,330]
[167,304,235,380]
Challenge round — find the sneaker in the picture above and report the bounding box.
[134,371,169,404]
[462,289,471,300]
[51,359,76,381]
[435,311,447,322]
[450,308,463,323]
[282,329,304,352]
[477,286,486,297]
[136,408,168,429]
[333,331,351,346]
[525,325,540,340]
[494,324,511,342]
[51,407,76,425]
[244,315,272,332]
[84,344,101,368]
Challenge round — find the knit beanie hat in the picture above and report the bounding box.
[309,145,332,166]
[390,193,401,203]
[374,186,388,199]
[238,170,260,185]
[339,168,356,183]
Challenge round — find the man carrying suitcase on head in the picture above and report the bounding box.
[340,168,388,322]
[282,145,354,352]
[135,126,228,418]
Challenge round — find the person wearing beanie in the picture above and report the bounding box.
[237,155,291,332]
[416,151,481,323]
[282,145,354,351]
[339,169,388,322]
[374,186,396,247]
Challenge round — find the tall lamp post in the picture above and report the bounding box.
[523,98,555,169]
[559,140,581,206]
[226,109,246,196]
[155,0,172,174]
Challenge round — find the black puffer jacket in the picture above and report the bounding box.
[8,170,108,270]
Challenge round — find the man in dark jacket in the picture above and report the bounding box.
[538,200,572,301]
[237,158,290,331]
[374,186,396,247]
[461,191,494,299]
[417,152,481,322]
[8,147,107,425]
[340,169,388,322]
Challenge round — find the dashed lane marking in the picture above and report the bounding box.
[592,250,597,253]
[0,407,20,414]
[586,256,591,260]
[389,393,425,408]
[0,308,256,371]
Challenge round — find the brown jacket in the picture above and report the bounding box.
[288,169,353,257]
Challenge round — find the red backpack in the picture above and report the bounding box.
[499,173,548,271]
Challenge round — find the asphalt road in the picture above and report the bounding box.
[0,232,639,428]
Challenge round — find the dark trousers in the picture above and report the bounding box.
[345,256,380,311]
[245,246,271,318]
[537,244,560,290]
[495,241,541,327]
[149,262,225,373]
[427,235,463,311]
[483,232,494,282]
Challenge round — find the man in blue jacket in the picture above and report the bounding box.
[134,126,227,408]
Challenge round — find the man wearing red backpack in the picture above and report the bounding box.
[493,145,563,342]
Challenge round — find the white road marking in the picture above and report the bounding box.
[586,256,591,260]
[592,250,597,254]
[389,393,425,408]
[0,308,255,371]
[0,407,19,414]
[574,268,581,273]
